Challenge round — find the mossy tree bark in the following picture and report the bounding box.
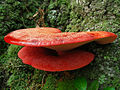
[0,0,120,89]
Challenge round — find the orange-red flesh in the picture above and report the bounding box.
[4,29,117,51]
[18,47,94,72]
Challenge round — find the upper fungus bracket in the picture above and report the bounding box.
[4,28,117,51]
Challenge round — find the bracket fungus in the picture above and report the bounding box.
[18,47,94,71]
[4,29,117,51]
[4,27,117,71]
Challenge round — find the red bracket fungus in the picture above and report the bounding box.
[4,29,117,51]
[18,47,94,71]
[4,27,117,71]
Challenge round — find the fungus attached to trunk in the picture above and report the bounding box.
[4,27,117,72]
[18,47,94,71]
[4,29,117,51]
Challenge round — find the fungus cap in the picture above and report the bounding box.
[4,29,117,51]
[4,30,95,51]
[18,47,94,72]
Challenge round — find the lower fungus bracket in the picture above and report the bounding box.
[18,47,95,72]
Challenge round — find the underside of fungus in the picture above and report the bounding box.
[18,47,94,71]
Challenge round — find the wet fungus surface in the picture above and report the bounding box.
[4,27,117,71]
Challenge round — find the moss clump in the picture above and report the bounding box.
[42,74,57,90]
[57,79,75,90]
[7,70,45,90]
[65,0,120,32]
[7,45,23,57]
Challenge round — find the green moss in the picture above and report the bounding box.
[7,70,45,90]
[7,45,23,57]
[7,72,31,90]
[57,80,75,90]
[42,74,56,90]
[65,0,120,32]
